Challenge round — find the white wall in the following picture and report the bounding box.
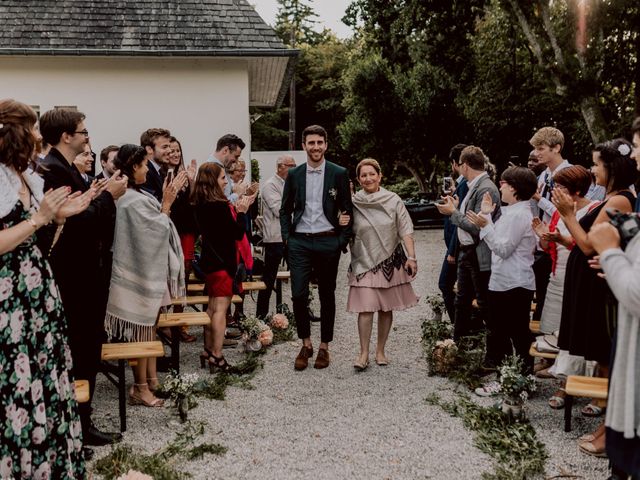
[0,56,251,169]
[251,150,307,183]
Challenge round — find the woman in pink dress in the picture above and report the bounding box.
[343,159,418,371]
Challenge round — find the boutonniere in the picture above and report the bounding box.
[329,188,337,199]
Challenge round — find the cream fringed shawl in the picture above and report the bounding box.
[349,187,414,276]
[0,164,44,217]
[105,188,185,342]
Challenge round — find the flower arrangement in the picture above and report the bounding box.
[498,354,537,417]
[160,371,199,422]
[425,294,446,318]
[420,313,454,375]
[271,313,289,330]
[239,315,271,351]
[272,304,296,343]
[431,338,458,375]
[258,327,273,347]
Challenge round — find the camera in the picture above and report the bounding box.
[606,209,640,250]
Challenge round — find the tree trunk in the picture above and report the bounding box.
[580,96,608,144]
[396,160,427,192]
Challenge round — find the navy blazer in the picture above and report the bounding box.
[141,162,164,202]
[280,160,353,249]
[443,178,469,257]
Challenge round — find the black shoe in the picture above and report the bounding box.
[83,424,123,446]
[82,447,94,461]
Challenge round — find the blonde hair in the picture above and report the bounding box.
[529,127,564,150]
[356,158,381,177]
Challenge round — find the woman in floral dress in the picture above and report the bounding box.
[0,99,91,479]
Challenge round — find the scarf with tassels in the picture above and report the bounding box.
[105,188,185,342]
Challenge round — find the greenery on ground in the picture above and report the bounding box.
[193,354,263,401]
[94,421,226,480]
[426,393,548,480]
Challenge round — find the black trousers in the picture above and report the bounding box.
[438,254,458,322]
[256,242,284,319]
[454,247,490,341]
[287,233,341,343]
[487,288,534,372]
[532,250,552,321]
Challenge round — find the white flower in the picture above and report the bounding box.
[14,352,30,380]
[44,297,55,313]
[58,370,70,396]
[618,144,631,156]
[34,402,46,424]
[15,377,30,396]
[20,449,32,474]
[6,404,29,436]
[10,310,24,343]
[32,426,46,445]
[33,461,51,480]
[0,277,12,302]
[31,379,43,402]
[0,312,8,329]
[37,352,48,370]
[24,265,42,291]
[44,332,53,350]
[0,456,13,478]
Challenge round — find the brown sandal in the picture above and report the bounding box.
[128,383,164,408]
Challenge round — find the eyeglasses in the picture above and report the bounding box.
[74,130,89,137]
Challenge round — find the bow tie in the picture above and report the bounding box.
[307,168,323,175]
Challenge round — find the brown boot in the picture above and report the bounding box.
[314,348,330,369]
[294,345,314,371]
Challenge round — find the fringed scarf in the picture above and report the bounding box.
[105,188,185,342]
[0,164,44,218]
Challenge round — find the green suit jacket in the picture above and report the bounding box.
[280,160,353,249]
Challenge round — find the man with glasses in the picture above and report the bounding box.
[256,155,297,319]
[39,108,127,454]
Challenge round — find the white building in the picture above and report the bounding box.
[0,0,297,166]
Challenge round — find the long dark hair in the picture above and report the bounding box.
[191,162,227,204]
[169,136,185,172]
[113,144,147,188]
[0,99,38,172]
[593,138,637,193]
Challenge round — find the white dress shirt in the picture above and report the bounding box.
[532,159,571,222]
[479,200,536,292]
[457,172,487,246]
[295,160,334,234]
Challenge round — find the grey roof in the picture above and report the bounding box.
[0,0,295,57]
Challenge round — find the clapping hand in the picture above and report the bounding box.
[235,195,253,214]
[587,222,621,254]
[465,210,489,228]
[551,188,576,218]
[479,191,496,215]
[186,159,198,183]
[35,186,72,226]
[90,177,109,195]
[531,218,549,238]
[435,195,458,215]
[104,170,128,200]
[54,189,95,223]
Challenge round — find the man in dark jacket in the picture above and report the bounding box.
[39,108,126,449]
[280,125,353,370]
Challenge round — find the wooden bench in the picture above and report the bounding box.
[564,375,609,432]
[171,295,242,307]
[529,342,558,360]
[529,320,541,334]
[100,341,165,432]
[157,312,210,373]
[188,281,266,295]
[74,380,90,404]
[275,271,291,306]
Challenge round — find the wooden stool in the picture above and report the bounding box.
[529,320,541,334]
[275,271,290,306]
[100,341,164,432]
[74,380,90,404]
[529,342,558,360]
[564,376,608,432]
[157,311,210,372]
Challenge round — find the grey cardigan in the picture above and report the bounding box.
[600,234,640,439]
[450,174,501,271]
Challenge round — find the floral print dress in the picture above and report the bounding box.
[0,200,85,479]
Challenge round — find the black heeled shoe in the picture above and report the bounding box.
[199,348,214,369]
[208,354,231,374]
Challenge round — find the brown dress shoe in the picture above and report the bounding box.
[294,346,314,371]
[314,348,330,369]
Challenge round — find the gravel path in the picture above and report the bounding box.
[90,229,610,479]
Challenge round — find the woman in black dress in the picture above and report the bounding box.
[555,138,637,457]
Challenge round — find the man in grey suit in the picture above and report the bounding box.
[437,146,501,361]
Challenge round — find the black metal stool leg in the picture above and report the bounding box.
[564,394,573,432]
[170,326,180,373]
[275,279,282,306]
[118,359,127,432]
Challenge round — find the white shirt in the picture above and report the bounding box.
[295,160,334,234]
[457,172,487,246]
[480,200,536,292]
[532,159,571,222]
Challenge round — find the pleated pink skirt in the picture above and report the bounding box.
[346,265,419,313]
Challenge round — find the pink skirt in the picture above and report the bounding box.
[346,264,419,313]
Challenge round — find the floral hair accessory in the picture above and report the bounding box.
[618,144,631,156]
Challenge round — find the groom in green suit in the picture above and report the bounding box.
[280,125,353,370]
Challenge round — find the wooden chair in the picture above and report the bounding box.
[157,311,210,372]
[564,375,608,432]
[74,380,90,404]
[100,341,164,432]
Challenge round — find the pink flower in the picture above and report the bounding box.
[9,310,24,343]
[14,352,30,380]
[34,402,46,425]
[271,313,289,330]
[31,379,43,402]
[33,461,50,480]
[6,404,29,436]
[258,327,273,347]
[0,277,12,302]
[0,456,13,478]
[32,427,46,445]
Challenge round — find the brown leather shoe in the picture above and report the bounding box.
[294,345,314,371]
[314,348,330,369]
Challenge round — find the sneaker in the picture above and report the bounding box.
[474,381,501,397]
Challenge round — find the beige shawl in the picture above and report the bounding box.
[349,187,414,276]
